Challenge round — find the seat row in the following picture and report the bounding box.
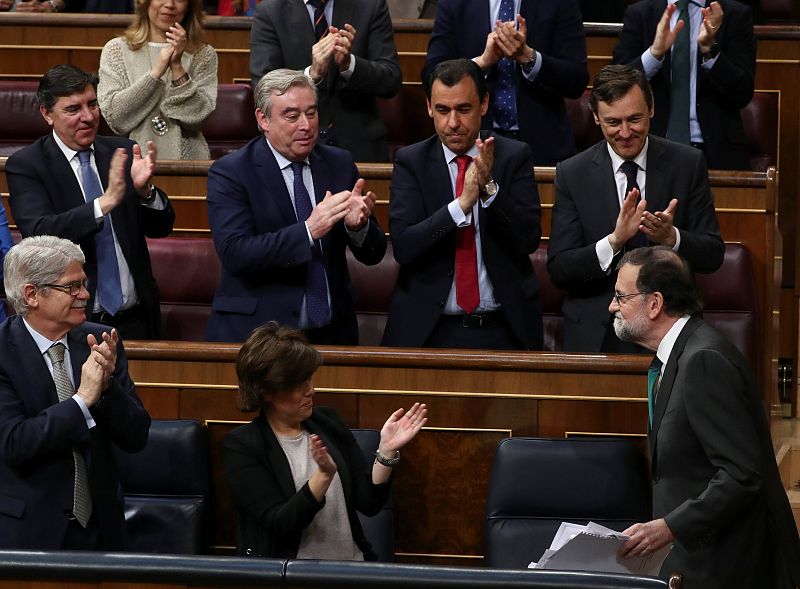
[0,80,778,171]
[149,237,759,368]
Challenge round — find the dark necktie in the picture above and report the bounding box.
[647,356,663,428]
[77,150,123,316]
[493,0,518,131]
[666,0,691,144]
[454,155,479,314]
[621,160,647,248]
[46,343,93,528]
[307,0,329,40]
[290,162,330,328]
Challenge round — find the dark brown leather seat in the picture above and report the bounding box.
[378,85,435,162]
[201,83,258,160]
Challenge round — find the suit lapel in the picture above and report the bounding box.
[42,135,87,211]
[9,317,59,410]
[649,316,703,455]
[67,327,90,387]
[643,136,672,212]
[591,143,623,230]
[308,148,334,254]
[429,139,456,212]
[257,414,299,500]
[254,139,299,229]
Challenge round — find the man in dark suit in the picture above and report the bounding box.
[6,65,175,340]
[250,0,402,162]
[0,235,150,550]
[547,65,723,353]
[382,59,542,350]
[613,246,800,589]
[424,0,589,166]
[612,0,756,170]
[205,69,386,344]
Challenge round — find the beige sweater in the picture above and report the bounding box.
[98,37,218,160]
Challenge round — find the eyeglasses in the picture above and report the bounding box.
[42,280,87,296]
[612,291,650,306]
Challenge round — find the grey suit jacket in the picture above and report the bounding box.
[650,317,800,588]
[547,135,724,352]
[249,0,402,162]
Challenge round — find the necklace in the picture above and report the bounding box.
[146,42,170,136]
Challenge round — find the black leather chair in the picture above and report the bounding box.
[350,428,395,562]
[113,419,211,554]
[485,437,651,569]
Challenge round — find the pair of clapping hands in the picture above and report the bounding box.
[306,177,377,239]
[76,329,119,407]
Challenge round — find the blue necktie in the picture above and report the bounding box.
[648,356,663,427]
[493,0,518,130]
[290,162,330,329]
[77,150,123,316]
[621,160,647,249]
[666,0,691,144]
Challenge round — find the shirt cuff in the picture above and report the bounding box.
[340,54,356,80]
[672,227,682,251]
[700,54,719,70]
[448,199,471,227]
[642,48,663,78]
[72,395,97,429]
[93,199,103,222]
[596,236,617,273]
[303,221,315,246]
[520,51,542,81]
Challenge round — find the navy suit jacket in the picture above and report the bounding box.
[6,134,175,338]
[205,137,387,344]
[382,133,543,349]
[0,317,150,550]
[547,136,724,352]
[650,317,800,588]
[613,0,756,170]
[424,0,589,166]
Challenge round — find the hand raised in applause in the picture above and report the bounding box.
[650,3,685,60]
[608,187,647,252]
[310,27,338,83]
[306,189,350,240]
[334,24,356,72]
[131,141,157,195]
[343,178,376,231]
[640,198,678,247]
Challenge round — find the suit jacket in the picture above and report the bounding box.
[613,0,756,170]
[424,0,589,166]
[547,135,724,352]
[382,133,543,349]
[250,0,402,163]
[205,136,387,344]
[0,317,150,550]
[223,406,390,559]
[650,317,800,588]
[6,134,176,338]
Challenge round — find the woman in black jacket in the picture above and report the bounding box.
[224,322,427,559]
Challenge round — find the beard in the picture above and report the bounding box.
[613,310,648,343]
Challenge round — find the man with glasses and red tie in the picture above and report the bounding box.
[249,0,401,163]
[6,65,175,340]
[382,59,542,350]
[547,64,723,353]
[0,235,150,550]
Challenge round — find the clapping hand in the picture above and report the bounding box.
[378,402,428,457]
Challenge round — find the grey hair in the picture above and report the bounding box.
[4,235,85,316]
[254,69,317,117]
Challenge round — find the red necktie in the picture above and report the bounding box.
[454,155,479,314]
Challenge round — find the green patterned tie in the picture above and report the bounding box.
[666,0,691,144]
[648,356,663,427]
[47,343,93,528]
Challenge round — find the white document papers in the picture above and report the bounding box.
[528,521,671,576]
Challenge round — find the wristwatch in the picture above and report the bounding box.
[520,50,538,76]
[140,184,158,204]
[482,179,499,200]
[700,43,720,65]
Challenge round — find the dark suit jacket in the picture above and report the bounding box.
[6,134,175,338]
[651,317,800,588]
[205,136,387,344]
[250,0,402,163]
[0,317,150,550]
[424,0,589,166]
[613,0,756,170]
[382,133,543,349]
[547,135,724,352]
[223,406,390,559]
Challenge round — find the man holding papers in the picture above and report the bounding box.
[611,246,800,589]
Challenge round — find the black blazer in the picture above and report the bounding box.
[0,317,150,550]
[6,134,175,338]
[205,137,386,344]
[547,135,724,352]
[223,407,391,559]
[650,317,800,588]
[424,0,589,166]
[382,133,543,349]
[612,0,756,170]
[249,0,402,162]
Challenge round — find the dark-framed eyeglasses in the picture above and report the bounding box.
[41,280,87,296]
[613,291,651,306]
